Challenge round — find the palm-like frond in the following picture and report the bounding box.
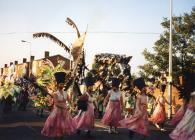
[66,17,80,38]
[33,32,70,52]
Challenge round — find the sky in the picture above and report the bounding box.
[0,0,194,74]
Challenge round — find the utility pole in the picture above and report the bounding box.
[168,0,173,119]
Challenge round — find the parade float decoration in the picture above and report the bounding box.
[33,17,87,113]
[0,82,14,100]
[0,80,23,112]
[91,53,132,89]
[33,17,87,86]
[88,53,134,117]
[31,59,67,111]
[0,16,87,113]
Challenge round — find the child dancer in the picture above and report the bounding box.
[74,76,95,136]
[120,78,149,138]
[42,72,76,140]
[101,78,123,134]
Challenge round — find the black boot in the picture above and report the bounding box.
[128,130,134,138]
[77,130,81,135]
[86,130,91,137]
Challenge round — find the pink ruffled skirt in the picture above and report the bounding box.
[170,105,186,125]
[169,106,195,140]
[74,103,94,130]
[101,100,122,127]
[149,103,166,124]
[120,105,149,136]
[42,107,76,137]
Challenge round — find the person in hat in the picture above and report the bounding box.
[119,77,149,138]
[101,77,123,134]
[74,75,96,136]
[41,72,76,140]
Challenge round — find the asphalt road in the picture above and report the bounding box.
[0,106,173,140]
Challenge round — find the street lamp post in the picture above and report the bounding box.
[21,40,31,60]
[21,40,32,77]
[168,0,173,119]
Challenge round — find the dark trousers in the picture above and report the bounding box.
[159,122,164,128]
[129,130,135,138]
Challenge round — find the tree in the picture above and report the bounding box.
[139,8,195,85]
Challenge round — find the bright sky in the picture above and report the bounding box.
[0,0,194,74]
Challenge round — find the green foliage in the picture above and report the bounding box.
[31,91,53,109]
[139,8,195,84]
[33,60,67,109]
[36,59,67,88]
[0,82,14,99]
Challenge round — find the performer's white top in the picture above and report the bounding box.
[109,90,121,101]
[56,90,67,101]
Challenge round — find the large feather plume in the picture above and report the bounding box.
[66,17,80,38]
[33,32,70,52]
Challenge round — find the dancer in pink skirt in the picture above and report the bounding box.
[149,91,170,131]
[169,91,195,140]
[169,71,195,140]
[101,78,123,134]
[42,72,76,140]
[170,98,188,126]
[74,76,95,136]
[119,78,149,138]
